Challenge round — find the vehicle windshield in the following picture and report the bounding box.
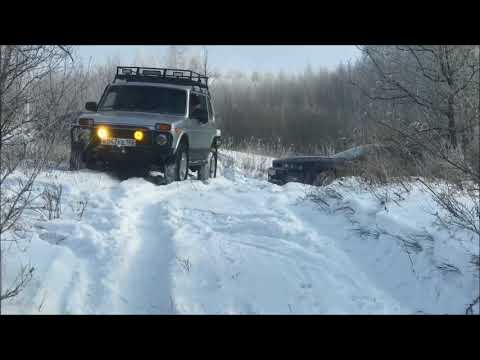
[98,85,187,115]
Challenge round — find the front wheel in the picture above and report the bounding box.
[165,141,189,183]
[198,149,217,180]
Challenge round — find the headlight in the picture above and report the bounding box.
[133,130,144,141]
[156,134,168,145]
[97,126,109,140]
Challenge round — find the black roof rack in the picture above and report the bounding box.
[114,66,209,95]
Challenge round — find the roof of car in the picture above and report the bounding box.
[111,67,210,96]
[110,80,194,91]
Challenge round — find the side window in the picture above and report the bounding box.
[189,93,208,119]
[207,97,214,121]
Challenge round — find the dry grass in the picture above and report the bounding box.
[222,136,336,158]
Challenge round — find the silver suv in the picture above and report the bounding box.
[70,67,221,182]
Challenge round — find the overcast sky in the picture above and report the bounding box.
[77,45,360,74]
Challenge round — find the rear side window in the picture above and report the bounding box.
[189,93,208,119]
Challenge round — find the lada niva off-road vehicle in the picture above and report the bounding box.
[70,67,222,182]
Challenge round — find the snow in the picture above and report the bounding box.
[2,152,479,314]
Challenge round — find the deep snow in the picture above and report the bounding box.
[1,152,479,314]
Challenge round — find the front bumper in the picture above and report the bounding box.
[90,144,173,163]
[71,125,174,165]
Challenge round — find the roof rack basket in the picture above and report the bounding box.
[114,66,209,95]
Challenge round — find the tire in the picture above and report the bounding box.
[165,141,189,183]
[312,170,336,186]
[69,143,86,171]
[304,169,336,186]
[198,149,217,180]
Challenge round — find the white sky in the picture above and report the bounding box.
[77,45,360,74]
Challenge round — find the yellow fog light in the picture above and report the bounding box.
[134,130,144,141]
[97,126,109,140]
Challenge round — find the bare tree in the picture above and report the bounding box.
[0,45,79,311]
[356,46,478,148]
[353,46,479,181]
[201,46,209,76]
[165,46,187,68]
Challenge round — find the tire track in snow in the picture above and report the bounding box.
[85,178,178,314]
[111,200,176,314]
[40,176,177,314]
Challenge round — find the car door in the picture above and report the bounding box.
[205,95,217,145]
[188,92,210,162]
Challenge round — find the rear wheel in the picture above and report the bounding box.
[198,148,217,180]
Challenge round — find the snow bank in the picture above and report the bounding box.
[2,154,478,314]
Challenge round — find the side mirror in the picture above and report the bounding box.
[85,102,98,112]
[192,108,208,124]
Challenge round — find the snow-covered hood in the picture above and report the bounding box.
[272,156,339,167]
[81,111,186,129]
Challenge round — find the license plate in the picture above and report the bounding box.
[102,138,136,147]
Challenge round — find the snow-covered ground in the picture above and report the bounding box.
[2,151,479,314]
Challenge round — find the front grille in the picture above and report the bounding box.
[111,128,150,144]
[93,126,151,145]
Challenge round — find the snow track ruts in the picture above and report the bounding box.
[5,157,478,314]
